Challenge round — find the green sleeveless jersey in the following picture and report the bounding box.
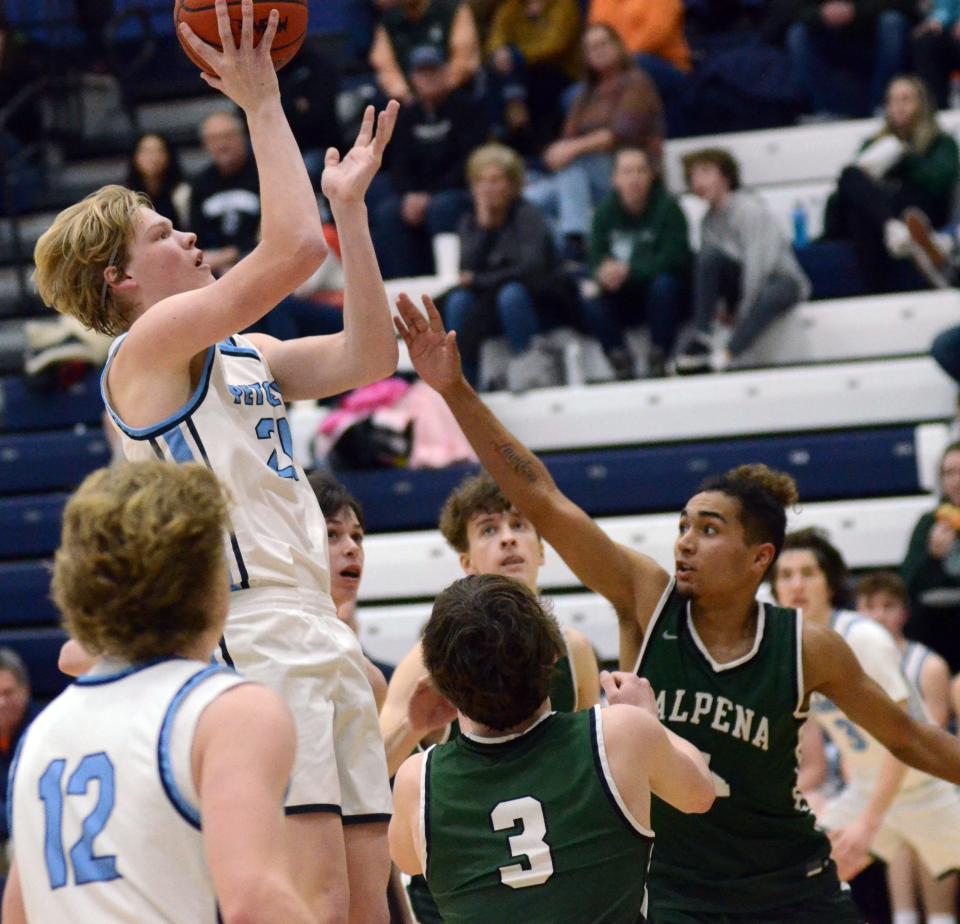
[637,582,833,914]
[423,708,653,924]
[407,651,579,923]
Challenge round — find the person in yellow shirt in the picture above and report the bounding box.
[486,0,582,155]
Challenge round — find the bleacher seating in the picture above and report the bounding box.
[1,6,959,700]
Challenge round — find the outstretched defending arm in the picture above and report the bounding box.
[805,621,960,784]
[395,294,670,664]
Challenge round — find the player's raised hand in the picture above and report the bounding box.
[322,102,399,206]
[178,0,280,110]
[394,293,463,395]
[601,671,658,717]
[408,676,458,740]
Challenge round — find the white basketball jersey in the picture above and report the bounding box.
[810,610,927,790]
[10,659,246,923]
[901,640,936,709]
[101,334,334,614]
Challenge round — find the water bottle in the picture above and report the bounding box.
[792,201,809,249]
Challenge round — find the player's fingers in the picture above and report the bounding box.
[214,0,236,52]
[179,23,222,71]
[420,294,445,331]
[393,314,412,344]
[396,292,425,328]
[259,7,279,53]
[324,146,340,168]
[599,670,618,698]
[373,100,400,157]
[199,71,225,91]
[239,0,255,50]
[354,105,375,149]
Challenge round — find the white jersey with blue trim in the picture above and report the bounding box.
[810,609,928,790]
[9,658,245,923]
[901,641,936,712]
[101,333,334,608]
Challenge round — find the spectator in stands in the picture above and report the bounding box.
[902,441,960,674]
[125,133,188,228]
[372,44,489,279]
[524,23,664,266]
[0,649,40,857]
[485,0,582,157]
[912,0,960,109]
[787,0,914,118]
[369,0,481,105]
[588,0,692,135]
[675,148,811,374]
[277,41,344,189]
[445,143,577,392]
[580,146,690,379]
[822,76,959,293]
[189,111,260,277]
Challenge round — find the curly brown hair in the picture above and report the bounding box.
[422,575,563,731]
[52,462,230,661]
[855,570,907,606]
[33,185,150,336]
[681,147,741,191]
[699,464,799,562]
[439,472,539,553]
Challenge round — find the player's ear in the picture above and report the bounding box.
[537,537,545,566]
[459,551,478,576]
[103,264,135,294]
[754,542,776,575]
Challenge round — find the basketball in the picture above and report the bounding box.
[174,0,308,73]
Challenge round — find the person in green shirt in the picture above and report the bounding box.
[824,75,960,292]
[395,290,960,923]
[581,146,690,378]
[389,573,715,924]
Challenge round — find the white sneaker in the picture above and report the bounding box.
[884,219,913,258]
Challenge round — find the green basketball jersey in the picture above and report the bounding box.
[407,650,579,922]
[637,582,834,914]
[423,708,653,924]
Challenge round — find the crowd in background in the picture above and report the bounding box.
[9,0,960,385]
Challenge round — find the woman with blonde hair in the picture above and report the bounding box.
[823,74,959,293]
[444,142,577,392]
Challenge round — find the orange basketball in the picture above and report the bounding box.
[174,0,308,73]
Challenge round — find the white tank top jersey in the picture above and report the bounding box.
[9,659,246,923]
[901,640,936,712]
[100,333,335,612]
[810,609,928,790]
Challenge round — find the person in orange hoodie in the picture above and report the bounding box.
[589,0,692,136]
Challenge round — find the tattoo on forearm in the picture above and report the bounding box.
[495,441,538,485]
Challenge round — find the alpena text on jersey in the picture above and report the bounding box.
[101,333,334,604]
[9,659,245,923]
[636,581,833,914]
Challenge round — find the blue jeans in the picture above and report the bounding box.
[372,188,472,279]
[580,274,687,354]
[787,11,907,117]
[933,324,960,386]
[444,281,540,386]
[524,152,613,240]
